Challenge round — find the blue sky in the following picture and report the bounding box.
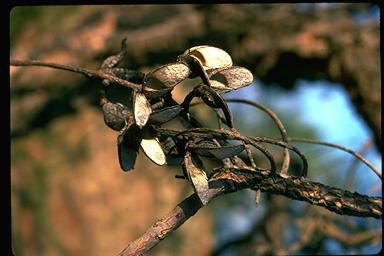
[225,80,381,187]
[214,4,381,254]
[218,80,382,254]
[290,81,381,194]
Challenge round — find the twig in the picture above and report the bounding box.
[192,98,291,175]
[117,193,203,256]
[117,167,382,255]
[288,137,382,179]
[10,59,142,90]
[225,98,291,175]
[165,127,308,176]
[345,139,373,189]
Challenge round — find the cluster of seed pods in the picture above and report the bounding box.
[10,39,380,206]
[100,39,255,204]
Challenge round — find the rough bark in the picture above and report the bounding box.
[118,168,381,255]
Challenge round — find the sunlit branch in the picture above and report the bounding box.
[117,167,382,255]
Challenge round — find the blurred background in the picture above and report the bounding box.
[10,4,381,255]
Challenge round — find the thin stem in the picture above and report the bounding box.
[10,59,142,90]
[345,139,373,189]
[172,127,277,174]
[244,138,277,174]
[249,136,308,177]
[11,59,95,76]
[225,98,290,175]
[288,137,381,180]
[169,127,307,177]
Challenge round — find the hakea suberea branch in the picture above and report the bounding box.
[117,167,382,256]
[11,39,382,256]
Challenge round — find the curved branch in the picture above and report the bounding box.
[191,98,291,174]
[225,98,291,175]
[117,167,382,255]
[289,137,382,179]
[167,127,308,177]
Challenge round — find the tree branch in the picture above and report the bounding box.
[117,193,203,256]
[10,59,142,90]
[117,168,381,255]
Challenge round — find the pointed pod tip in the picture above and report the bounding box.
[184,152,210,205]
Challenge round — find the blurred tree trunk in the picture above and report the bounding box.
[11,4,380,151]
